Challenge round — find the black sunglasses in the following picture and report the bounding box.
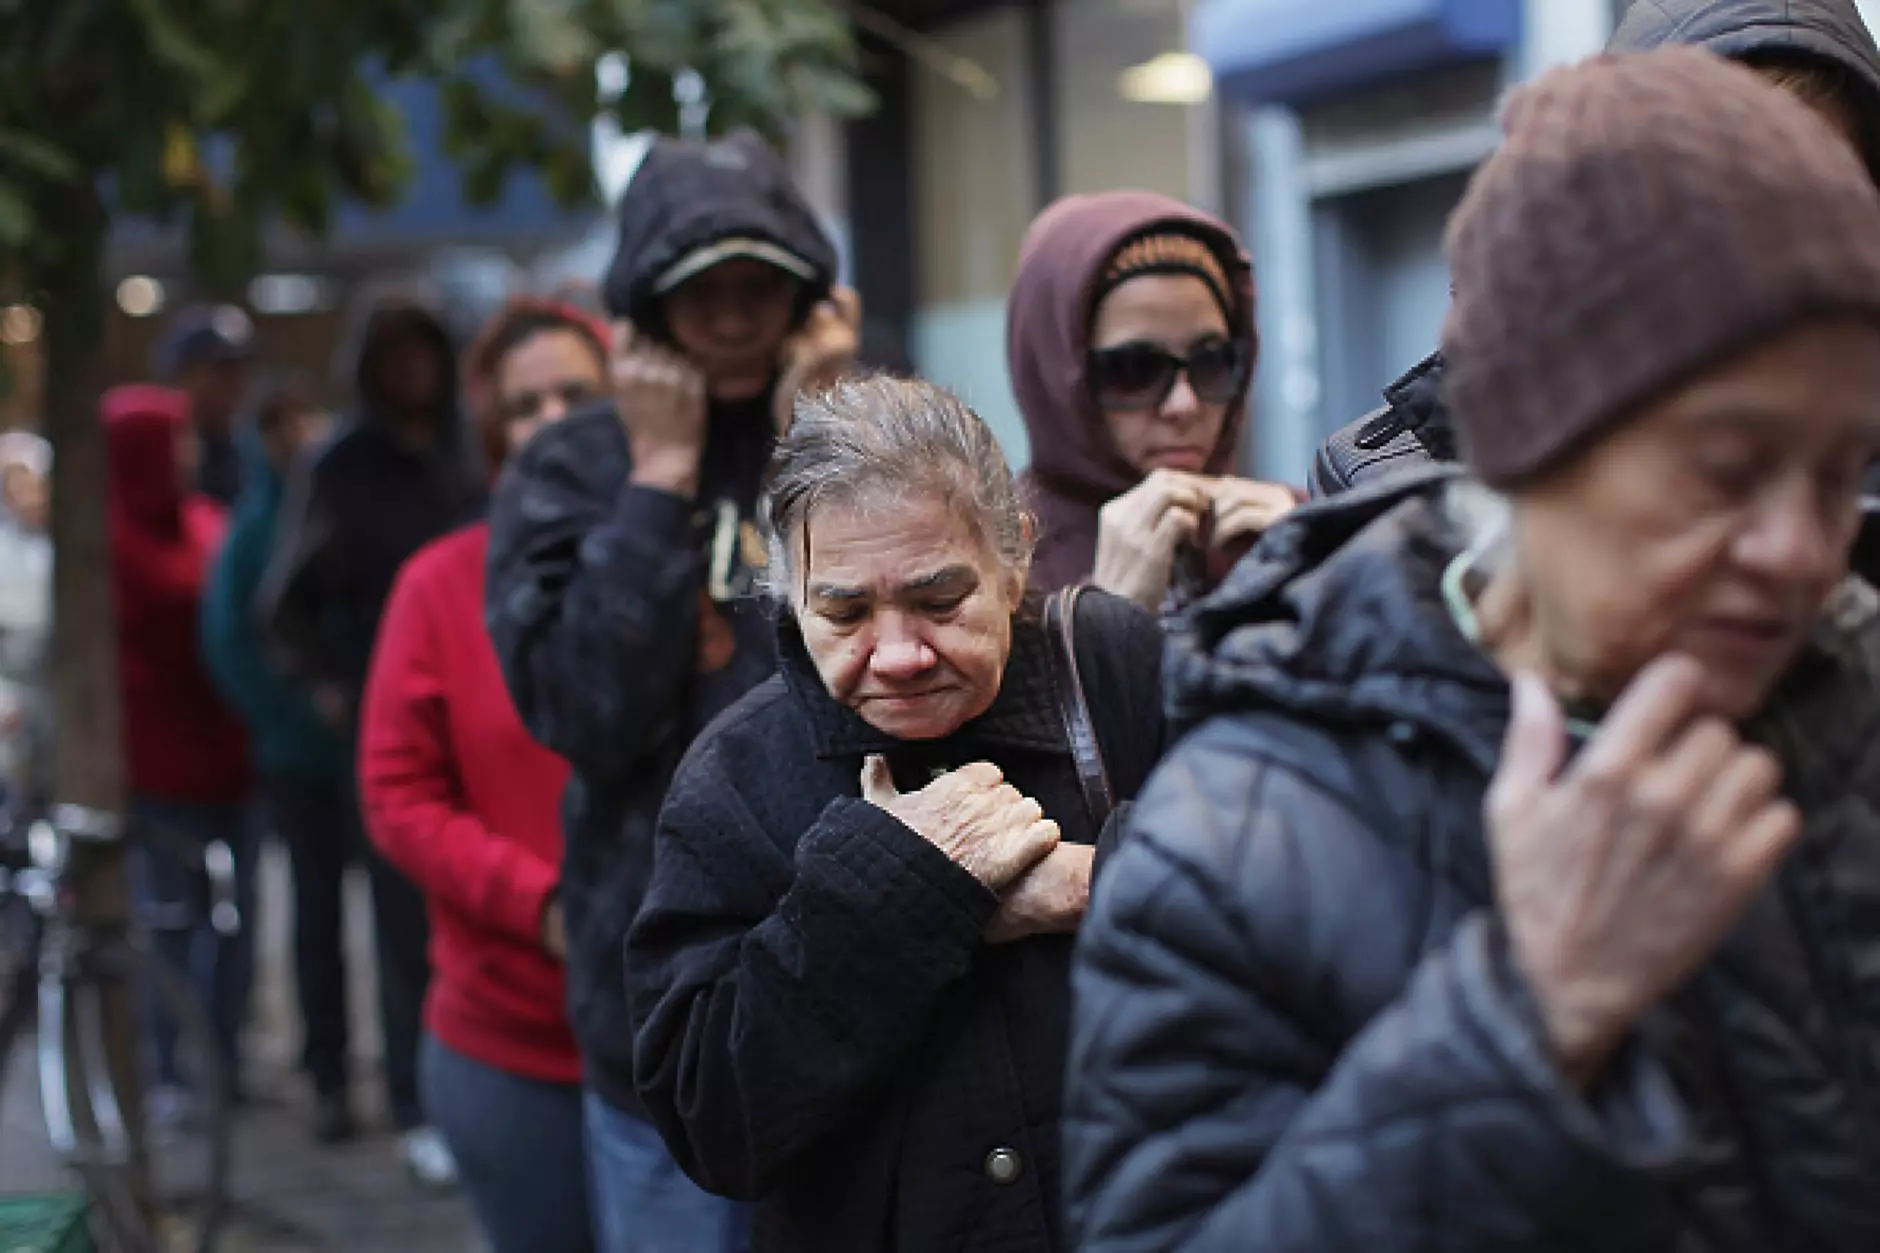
[1086,337,1249,411]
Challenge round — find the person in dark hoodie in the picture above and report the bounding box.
[259,296,478,1186]
[1311,0,1880,502]
[1068,48,1880,1251]
[1008,191,1298,615]
[103,385,255,1122]
[484,128,857,1253]
[200,383,360,1143]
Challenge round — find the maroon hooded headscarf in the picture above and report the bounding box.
[1008,191,1258,593]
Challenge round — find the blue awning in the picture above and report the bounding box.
[1191,0,1521,106]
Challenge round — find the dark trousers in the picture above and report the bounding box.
[264,773,352,1095]
[421,1035,594,1253]
[267,771,430,1128]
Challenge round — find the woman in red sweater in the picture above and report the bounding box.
[104,385,254,1111]
[359,300,607,1253]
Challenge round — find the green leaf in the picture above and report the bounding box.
[0,180,34,245]
[0,128,80,183]
[125,0,221,81]
[510,0,600,76]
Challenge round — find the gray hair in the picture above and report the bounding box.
[760,375,1031,603]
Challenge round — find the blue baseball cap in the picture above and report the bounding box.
[153,304,255,379]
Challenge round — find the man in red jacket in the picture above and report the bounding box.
[104,385,254,1119]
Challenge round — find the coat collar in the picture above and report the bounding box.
[777,612,1070,760]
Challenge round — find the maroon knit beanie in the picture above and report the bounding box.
[1442,46,1880,487]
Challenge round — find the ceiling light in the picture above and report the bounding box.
[117,276,166,318]
[1119,52,1212,105]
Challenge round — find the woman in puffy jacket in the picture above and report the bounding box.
[359,299,608,1253]
[1068,49,1880,1252]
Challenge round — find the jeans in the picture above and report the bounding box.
[583,1091,749,1253]
[129,796,257,1090]
[263,773,352,1096]
[421,1035,593,1253]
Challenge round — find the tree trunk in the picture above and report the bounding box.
[38,180,150,1205]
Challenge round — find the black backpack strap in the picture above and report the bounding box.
[1044,585,1116,831]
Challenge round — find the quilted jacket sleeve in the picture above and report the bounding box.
[1064,720,1695,1252]
[484,406,703,780]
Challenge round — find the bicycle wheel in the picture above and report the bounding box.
[43,939,230,1253]
[0,890,37,1124]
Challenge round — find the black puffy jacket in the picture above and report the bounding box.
[1066,471,1880,1251]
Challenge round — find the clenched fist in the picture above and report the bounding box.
[613,321,709,497]
[774,286,862,433]
[861,757,1059,893]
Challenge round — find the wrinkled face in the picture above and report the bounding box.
[1088,273,1235,475]
[795,492,1027,740]
[181,357,249,433]
[1511,320,1880,721]
[1,463,47,532]
[663,259,799,402]
[497,328,606,454]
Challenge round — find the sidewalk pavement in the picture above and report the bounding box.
[2,844,483,1252]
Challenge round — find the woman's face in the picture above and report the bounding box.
[498,328,606,454]
[794,492,1027,741]
[663,259,799,403]
[1510,319,1880,720]
[1087,273,1235,475]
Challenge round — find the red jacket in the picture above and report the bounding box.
[358,523,578,1083]
[105,386,250,805]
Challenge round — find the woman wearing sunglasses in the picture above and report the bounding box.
[1008,191,1298,613]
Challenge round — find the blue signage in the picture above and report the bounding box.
[1191,0,1522,105]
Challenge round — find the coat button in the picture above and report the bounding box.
[984,1147,1023,1185]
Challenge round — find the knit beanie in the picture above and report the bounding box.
[1094,231,1236,324]
[1442,46,1880,487]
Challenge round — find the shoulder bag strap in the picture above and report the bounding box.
[1044,585,1115,831]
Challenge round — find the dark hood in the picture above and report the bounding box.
[1007,191,1257,589]
[348,298,461,437]
[602,128,838,337]
[103,384,191,535]
[1167,468,1509,770]
[1611,0,1880,177]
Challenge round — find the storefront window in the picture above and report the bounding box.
[910,7,1040,465]
[1054,0,1200,200]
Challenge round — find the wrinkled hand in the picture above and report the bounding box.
[861,756,1059,893]
[1488,656,1801,1088]
[985,843,1093,943]
[540,899,567,960]
[1207,476,1297,546]
[612,321,709,497]
[774,286,862,434]
[1092,469,1211,611]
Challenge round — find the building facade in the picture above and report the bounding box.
[834,0,1625,479]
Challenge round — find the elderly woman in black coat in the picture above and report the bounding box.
[1068,48,1880,1252]
[626,375,1166,1253]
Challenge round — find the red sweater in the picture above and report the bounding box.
[358,524,579,1083]
[105,386,250,805]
